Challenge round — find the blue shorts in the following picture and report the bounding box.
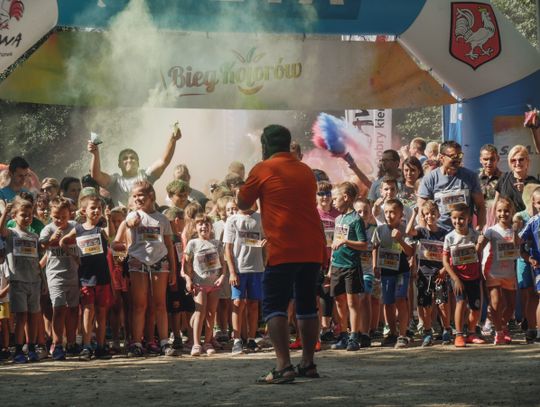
[363,274,375,295]
[231,273,263,301]
[262,262,320,322]
[381,272,409,305]
[517,259,534,289]
[534,268,540,293]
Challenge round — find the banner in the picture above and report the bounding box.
[0,31,455,110]
[344,109,393,180]
[0,0,57,74]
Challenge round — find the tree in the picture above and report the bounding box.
[492,0,537,48]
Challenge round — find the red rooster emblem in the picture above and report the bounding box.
[450,2,501,70]
[0,0,24,30]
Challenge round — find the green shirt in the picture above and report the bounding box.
[7,217,45,235]
[331,210,367,269]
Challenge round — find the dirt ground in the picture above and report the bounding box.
[2,338,539,407]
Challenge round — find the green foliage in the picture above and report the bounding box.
[393,106,442,146]
[492,0,537,47]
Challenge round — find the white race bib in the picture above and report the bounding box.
[13,237,38,258]
[496,241,518,261]
[333,224,349,243]
[76,234,104,256]
[137,226,162,243]
[324,228,334,248]
[435,189,469,215]
[418,240,444,262]
[377,248,400,271]
[239,231,263,248]
[196,248,221,273]
[450,243,478,266]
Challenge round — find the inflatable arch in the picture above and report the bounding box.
[0,0,539,170]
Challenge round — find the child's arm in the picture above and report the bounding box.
[163,234,177,287]
[372,246,380,278]
[406,207,419,237]
[442,251,464,295]
[39,253,48,269]
[391,228,414,257]
[215,250,226,287]
[0,282,9,299]
[0,203,13,238]
[111,221,128,252]
[476,232,489,254]
[59,228,77,250]
[225,242,238,286]
[372,199,384,218]
[183,252,194,292]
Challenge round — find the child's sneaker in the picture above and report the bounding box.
[210,338,224,350]
[246,339,259,352]
[203,343,216,355]
[28,350,39,362]
[35,345,48,360]
[359,334,371,348]
[494,331,506,345]
[79,346,93,361]
[0,348,11,360]
[13,352,28,364]
[525,329,537,344]
[502,329,512,344]
[441,330,452,345]
[346,337,360,352]
[289,336,302,350]
[171,336,183,352]
[381,334,398,347]
[319,330,335,342]
[94,346,112,360]
[146,340,161,355]
[454,334,466,348]
[190,344,202,357]
[421,332,433,347]
[66,343,82,357]
[330,332,349,350]
[52,345,66,361]
[127,343,144,358]
[465,334,486,344]
[231,340,243,355]
[161,343,176,357]
[394,336,409,349]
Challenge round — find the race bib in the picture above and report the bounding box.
[13,237,38,258]
[324,228,334,248]
[76,234,104,256]
[418,240,444,262]
[112,248,127,258]
[360,251,372,271]
[450,243,478,266]
[496,241,518,261]
[239,231,263,248]
[377,248,400,271]
[174,242,183,261]
[196,248,221,273]
[137,226,162,243]
[435,189,469,214]
[334,224,349,243]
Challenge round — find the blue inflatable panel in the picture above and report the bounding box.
[57,0,426,35]
[456,69,540,170]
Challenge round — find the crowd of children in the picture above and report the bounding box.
[0,134,539,364]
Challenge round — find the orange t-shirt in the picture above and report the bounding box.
[238,152,326,266]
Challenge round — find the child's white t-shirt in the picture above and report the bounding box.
[127,210,172,265]
[185,238,223,280]
[223,212,265,274]
[483,223,518,280]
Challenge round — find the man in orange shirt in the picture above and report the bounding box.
[238,125,326,384]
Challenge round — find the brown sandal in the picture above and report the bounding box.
[296,363,320,378]
[256,365,296,384]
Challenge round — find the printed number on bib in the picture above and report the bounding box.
[76,234,104,256]
[496,241,518,261]
[13,237,38,258]
[137,226,162,243]
[324,228,334,248]
[435,189,469,214]
[450,243,477,266]
[333,224,349,244]
[377,248,400,271]
[196,248,221,273]
[418,240,443,262]
[239,231,263,248]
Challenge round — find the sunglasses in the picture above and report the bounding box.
[441,152,464,161]
[317,191,332,197]
[510,157,526,164]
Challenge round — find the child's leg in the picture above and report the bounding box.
[418,306,432,330]
[217,298,231,335]
[247,299,259,339]
[15,312,28,346]
[438,302,451,330]
[395,298,409,337]
[81,304,95,346]
[144,288,155,343]
[191,291,207,346]
[95,305,108,346]
[121,291,131,341]
[231,299,246,340]
[383,304,397,335]
[370,296,380,333]
[66,306,78,345]
[488,287,503,331]
[359,293,371,335]
[334,294,349,332]
[51,306,67,345]
[204,291,220,343]
[346,293,362,333]
[1,319,9,348]
[130,272,149,343]
[501,288,516,327]
[454,300,466,334]
[150,273,169,345]
[110,290,123,342]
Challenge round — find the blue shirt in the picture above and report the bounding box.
[418,167,481,227]
[0,186,29,203]
[519,214,540,264]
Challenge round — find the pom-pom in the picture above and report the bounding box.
[311,113,348,156]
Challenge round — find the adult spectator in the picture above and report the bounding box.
[88,127,182,206]
[494,145,539,213]
[40,177,60,201]
[398,156,423,209]
[0,156,30,211]
[227,161,245,180]
[290,141,303,161]
[478,144,502,226]
[401,137,428,164]
[60,177,82,203]
[425,141,439,160]
[173,164,209,208]
[368,149,402,202]
[237,124,326,384]
[417,140,485,230]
